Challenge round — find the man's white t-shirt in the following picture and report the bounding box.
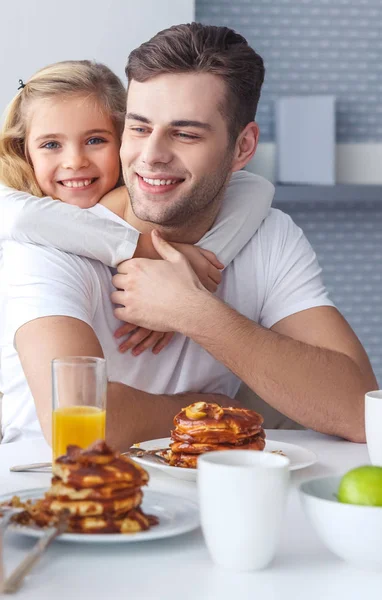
[1,208,333,442]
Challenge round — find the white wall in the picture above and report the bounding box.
[0,0,194,114]
[248,143,382,185]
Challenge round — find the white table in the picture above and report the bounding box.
[0,431,381,600]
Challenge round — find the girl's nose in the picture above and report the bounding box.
[61,149,90,170]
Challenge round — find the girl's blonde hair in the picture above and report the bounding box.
[0,60,126,195]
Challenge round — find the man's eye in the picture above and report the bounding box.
[41,141,60,149]
[176,133,199,140]
[87,137,105,145]
[131,127,147,134]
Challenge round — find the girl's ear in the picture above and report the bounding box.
[231,122,259,172]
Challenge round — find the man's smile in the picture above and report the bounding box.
[137,173,184,195]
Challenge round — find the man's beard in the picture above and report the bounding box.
[125,153,233,228]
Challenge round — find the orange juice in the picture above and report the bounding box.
[52,405,106,459]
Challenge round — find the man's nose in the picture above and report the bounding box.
[61,147,90,170]
[141,131,172,166]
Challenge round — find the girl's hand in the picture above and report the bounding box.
[114,324,175,356]
[172,244,224,293]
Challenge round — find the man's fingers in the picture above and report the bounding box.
[112,273,128,290]
[151,230,183,261]
[116,259,130,274]
[198,248,224,269]
[111,290,126,306]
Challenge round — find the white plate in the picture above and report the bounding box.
[0,488,199,543]
[133,437,318,481]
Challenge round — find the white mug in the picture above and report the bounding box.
[197,450,290,571]
[365,390,382,466]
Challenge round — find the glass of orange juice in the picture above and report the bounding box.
[52,357,107,459]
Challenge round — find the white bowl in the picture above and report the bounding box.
[299,475,382,571]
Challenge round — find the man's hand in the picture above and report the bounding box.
[111,230,208,332]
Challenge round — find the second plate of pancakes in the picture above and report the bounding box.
[132,437,318,481]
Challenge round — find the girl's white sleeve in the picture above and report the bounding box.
[196,171,274,267]
[0,185,139,267]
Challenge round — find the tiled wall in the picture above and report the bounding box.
[196,0,382,142]
[273,199,382,387]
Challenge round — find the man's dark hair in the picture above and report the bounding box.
[126,22,265,143]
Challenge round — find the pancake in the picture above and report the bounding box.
[4,441,159,535]
[170,431,266,455]
[44,489,143,517]
[53,451,149,489]
[163,402,266,468]
[173,403,264,444]
[67,508,159,534]
[49,479,141,501]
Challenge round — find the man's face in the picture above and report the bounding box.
[120,72,235,227]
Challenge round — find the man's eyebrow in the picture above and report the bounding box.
[126,113,152,124]
[126,113,213,131]
[170,120,213,131]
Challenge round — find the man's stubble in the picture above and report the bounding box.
[124,150,234,231]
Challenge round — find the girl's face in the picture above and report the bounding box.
[26,94,121,208]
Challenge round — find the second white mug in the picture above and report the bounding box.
[365,390,382,466]
[197,450,290,571]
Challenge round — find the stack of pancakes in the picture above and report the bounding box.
[31,441,158,534]
[163,402,266,468]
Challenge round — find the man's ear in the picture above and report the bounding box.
[231,122,259,172]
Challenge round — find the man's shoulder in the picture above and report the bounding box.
[252,207,298,243]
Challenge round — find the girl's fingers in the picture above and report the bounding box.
[114,322,138,339]
[152,332,175,354]
[206,278,218,293]
[198,248,224,269]
[118,328,175,356]
[118,327,152,353]
[209,265,222,286]
[131,332,167,356]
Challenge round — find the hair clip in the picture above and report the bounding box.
[17,79,25,90]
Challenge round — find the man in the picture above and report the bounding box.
[4,23,376,448]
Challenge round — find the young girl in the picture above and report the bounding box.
[0,59,273,354]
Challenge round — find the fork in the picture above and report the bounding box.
[2,510,70,594]
[0,508,26,594]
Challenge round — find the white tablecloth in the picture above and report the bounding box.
[0,430,381,600]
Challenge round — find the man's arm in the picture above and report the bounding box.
[15,316,233,451]
[111,231,377,443]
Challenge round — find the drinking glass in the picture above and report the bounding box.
[52,357,107,459]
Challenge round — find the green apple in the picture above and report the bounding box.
[338,466,382,506]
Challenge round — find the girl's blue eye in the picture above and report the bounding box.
[87,137,105,145]
[42,141,60,149]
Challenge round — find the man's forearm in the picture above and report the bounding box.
[177,294,374,443]
[106,381,236,452]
